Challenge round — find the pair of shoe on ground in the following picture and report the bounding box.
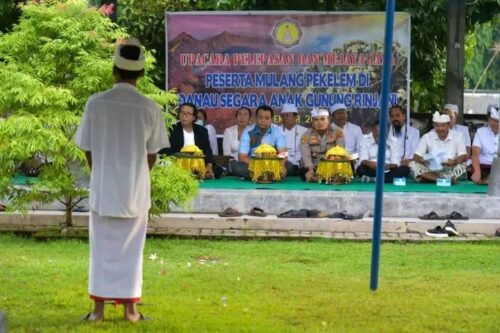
[218,207,266,217]
[419,211,468,220]
[82,312,149,322]
[425,220,459,238]
[218,207,362,220]
[277,209,363,219]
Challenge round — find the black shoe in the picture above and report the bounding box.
[444,220,459,236]
[495,228,500,237]
[425,226,449,238]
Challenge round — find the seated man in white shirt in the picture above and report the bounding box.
[280,103,308,176]
[442,103,471,157]
[410,112,467,184]
[470,107,499,184]
[356,121,410,183]
[388,104,420,166]
[330,103,363,155]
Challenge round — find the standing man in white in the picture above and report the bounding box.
[280,103,307,175]
[74,38,170,322]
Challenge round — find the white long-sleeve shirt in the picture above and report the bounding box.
[359,132,402,166]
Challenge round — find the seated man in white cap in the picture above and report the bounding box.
[442,103,471,157]
[410,112,467,184]
[388,104,420,166]
[299,108,345,182]
[75,38,170,321]
[280,103,308,176]
[330,103,363,156]
[470,106,499,184]
[356,121,410,183]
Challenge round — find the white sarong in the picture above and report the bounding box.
[88,210,147,300]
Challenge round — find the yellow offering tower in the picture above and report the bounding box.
[315,146,354,184]
[174,144,206,180]
[249,144,284,183]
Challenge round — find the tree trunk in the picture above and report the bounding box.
[65,204,73,227]
[64,194,73,227]
[445,0,465,122]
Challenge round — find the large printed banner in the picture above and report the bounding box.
[166,12,410,133]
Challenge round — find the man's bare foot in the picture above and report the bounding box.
[124,303,147,322]
[124,312,141,322]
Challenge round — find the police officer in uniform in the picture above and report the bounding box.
[299,108,345,182]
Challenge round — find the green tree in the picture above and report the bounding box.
[0,1,22,33]
[117,0,194,89]
[0,0,198,226]
[465,17,500,90]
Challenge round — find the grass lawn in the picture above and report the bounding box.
[0,234,499,333]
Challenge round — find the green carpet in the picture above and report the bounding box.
[12,175,488,194]
[200,176,488,193]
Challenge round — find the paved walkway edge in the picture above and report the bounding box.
[0,212,498,241]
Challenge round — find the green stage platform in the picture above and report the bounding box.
[200,176,488,194]
[12,175,488,194]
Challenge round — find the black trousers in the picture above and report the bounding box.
[356,165,410,183]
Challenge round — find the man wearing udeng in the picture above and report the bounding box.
[75,38,169,322]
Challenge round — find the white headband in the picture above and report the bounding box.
[331,103,347,114]
[443,103,458,114]
[489,107,499,120]
[432,111,450,123]
[311,108,330,118]
[114,38,145,71]
[281,103,298,114]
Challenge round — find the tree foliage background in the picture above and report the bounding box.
[0,0,198,225]
[465,17,500,91]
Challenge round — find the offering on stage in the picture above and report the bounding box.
[316,146,354,184]
[174,144,206,179]
[436,178,452,187]
[393,177,407,186]
[249,144,284,183]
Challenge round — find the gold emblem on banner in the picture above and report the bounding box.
[272,19,302,48]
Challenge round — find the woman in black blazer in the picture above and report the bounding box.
[160,103,223,178]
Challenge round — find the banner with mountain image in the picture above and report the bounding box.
[166,12,410,133]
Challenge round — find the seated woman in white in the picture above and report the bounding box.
[196,109,219,156]
[222,107,252,160]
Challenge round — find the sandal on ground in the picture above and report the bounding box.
[418,211,444,220]
[327,211,362,220]
[218,207,243,217]
[138,312,150,321]
[125,312,150,322]
[82,312,103,322]
[307,209,329,218]
[277,209,308,218]
[249,207,267,217]
[444,211,469,220]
